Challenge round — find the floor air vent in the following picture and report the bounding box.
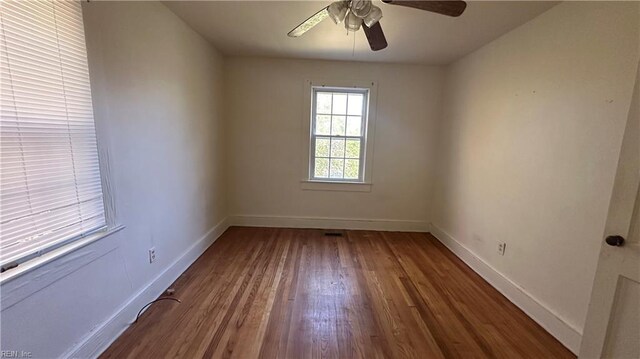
[324,231,344,237]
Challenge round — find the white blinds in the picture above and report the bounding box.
[0,0,105,267]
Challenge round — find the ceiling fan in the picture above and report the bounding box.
[287,0,467,51]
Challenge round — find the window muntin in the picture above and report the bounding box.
[310,88,368,182]
[0,0,106,269]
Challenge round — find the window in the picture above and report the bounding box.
[0,1,106,270]
[310,87,369,182]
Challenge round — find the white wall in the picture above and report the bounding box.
[225,57,443,230]
[432,1,639,352]
[0,2,227,357]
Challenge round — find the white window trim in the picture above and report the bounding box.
[300,180,372,192]
[300,79,378,191]
[0,225,124,284]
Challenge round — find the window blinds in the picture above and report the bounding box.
[0,0,105,268]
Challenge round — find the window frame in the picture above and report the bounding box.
[0,0,118,282]
[310,87,369,182]
[301,79,378,191]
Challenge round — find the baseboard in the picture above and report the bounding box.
[429,223,582,354]
[228,214,430,232]
[63,217,230,359]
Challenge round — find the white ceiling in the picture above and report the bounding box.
[164,1,558,65]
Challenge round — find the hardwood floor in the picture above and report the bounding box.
[102,227,575,358]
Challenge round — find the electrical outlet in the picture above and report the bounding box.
[498,242,506,256]
[149,247,156,263]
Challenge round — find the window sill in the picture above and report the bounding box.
[300,180,372,192]
[0,225,125,285]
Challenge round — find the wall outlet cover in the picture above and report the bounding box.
[498,242,506,256]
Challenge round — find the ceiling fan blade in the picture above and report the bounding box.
[362,22,388,51]
[381,0,467,17]
[288,6,330,37]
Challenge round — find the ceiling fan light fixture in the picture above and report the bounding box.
[344,10,363,32]
[350,0,372,18]
[327,1,348,24]
[363,5,382,27]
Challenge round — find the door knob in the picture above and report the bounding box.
[605,235,625,247]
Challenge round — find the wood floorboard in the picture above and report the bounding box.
[101,227,575,359]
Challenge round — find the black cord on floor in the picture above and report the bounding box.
[134,297,181,323]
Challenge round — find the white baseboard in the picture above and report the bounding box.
[228,215,430,232]
[63,217,230,359]
[429,223,582,355]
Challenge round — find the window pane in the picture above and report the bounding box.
[345,139,360,158]
[345,159,360,179]
[331,138,345,157]
[314,158,329,178]
[332,93,347,115]
[348,93,364,115]
[346,116,362,136]
[330,159,344,178]
[316,92,332,114]
[315,138,330,157]
[315,115,331,135]
[310,89,368,183]
[331,116,346,136]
